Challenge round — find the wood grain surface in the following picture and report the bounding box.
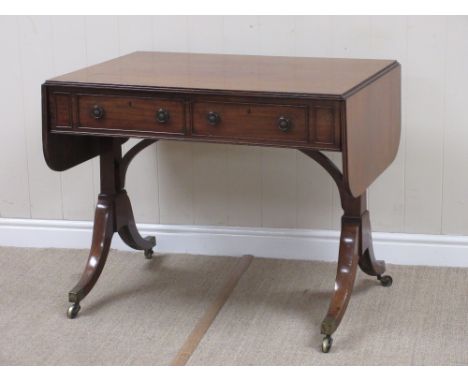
[48,51,396,97]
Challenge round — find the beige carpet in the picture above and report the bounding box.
[0,247,467,365]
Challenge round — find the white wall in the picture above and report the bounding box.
[0,15,467,236]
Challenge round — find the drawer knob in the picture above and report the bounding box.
[278,116,291,132]
[91,105,105,120]
[207,111,220,126]
[156,108,170,124]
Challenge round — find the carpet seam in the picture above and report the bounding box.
[170,254,254,366]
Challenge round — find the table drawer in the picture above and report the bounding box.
[77,95,185,135]
[192,101,308,143]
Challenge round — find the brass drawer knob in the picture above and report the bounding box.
[156,108,170,124]
[207,111,220,126]
[278,116,291,132]
[91,105,105,120]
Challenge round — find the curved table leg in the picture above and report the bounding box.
[66,138,158,318]
[67,195,114,318]
[116,190,156,259]
[321,217,359,352]
[300,149,392,352]
[359,211,392,286]
[117,139,157,259]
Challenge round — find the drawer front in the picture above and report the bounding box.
[192,101,308,143]
[77,95,185,135]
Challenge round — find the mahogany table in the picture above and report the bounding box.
[42,51,401,353]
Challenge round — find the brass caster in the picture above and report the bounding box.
[144,248,153,260]
[143,235,156,259]
[67,303,81,319]
[378,274,393,287]
[321,335,333,353]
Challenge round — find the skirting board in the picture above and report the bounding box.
[0,218,468,267]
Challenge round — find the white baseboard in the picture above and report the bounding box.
[0,218,467,267]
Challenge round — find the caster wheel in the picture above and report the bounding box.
[67,303,81,319]
[321,335,333,353]
[378,275,393,287]
[144,248,153,260]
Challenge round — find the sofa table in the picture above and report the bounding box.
[42,51,401,353]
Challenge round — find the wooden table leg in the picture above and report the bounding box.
[300,150,392,352]
[116,139,158,259]
[116,190,156,259]
[67,194,114,318]
[320,216,360,352]
[67,138,157,318]
[359,210,393,287]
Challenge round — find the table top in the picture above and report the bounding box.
[48,51,397,98]
[43,51,401,198]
